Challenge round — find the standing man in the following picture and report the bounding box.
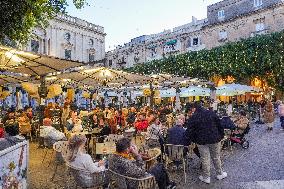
[184,102,226,184]
[278,101,284,131]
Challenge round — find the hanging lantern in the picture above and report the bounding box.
[21,82,38,96]
[154,90,160,97]
[67,88,75,102]
[47,84,62,99]
[82,92,91,99]
[143,88,151,96]
[0,90,10,99]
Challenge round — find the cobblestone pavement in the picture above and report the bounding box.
[28,118,284,189]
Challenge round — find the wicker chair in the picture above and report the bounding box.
[104,134,123,143]
[67,163,107,189]
[164,144,187,183]
[51,141,69,181]
[108,169,157,189]
[144,148,161,171]
[41,137,57,165]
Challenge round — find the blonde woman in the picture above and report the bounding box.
[67,135,105,187]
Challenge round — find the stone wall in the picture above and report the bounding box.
[204,4,284,49]
[207,0,282,25]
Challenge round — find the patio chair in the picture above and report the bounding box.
[187,143,197,159]
[51,141,69,181]
[67,163,107,189]
[108,169,157,189]
[104,134,123,143]
[144,148,161,171]
[164,144,187,183]
[132,135,146,149]
[41,137,57,165]
[221,129,232,150]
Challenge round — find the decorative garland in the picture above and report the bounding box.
[126,30,284,91]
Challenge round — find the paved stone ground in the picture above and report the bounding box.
[28,118,284,189]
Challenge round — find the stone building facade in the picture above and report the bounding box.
[23,14,106,64]
[106,0,284,69]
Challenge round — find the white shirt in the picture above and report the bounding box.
[69,152,105,173]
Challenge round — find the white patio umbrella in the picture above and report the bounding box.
[216,83,261,96]
[159,88,176,98]
[180,86,210,97]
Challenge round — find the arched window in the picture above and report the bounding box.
[64,32,71,41]
[89,39,94,46]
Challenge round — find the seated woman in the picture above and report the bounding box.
[233,111,249,135]
[41,118,66,143]
[98,118,111,143]
[145,116,163,149]
[89,114,99,129]
[67,135,106,187]
[108,137,176,189]
[18,112,32,139]
[66,111,83,132]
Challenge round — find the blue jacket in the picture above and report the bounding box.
[166,125,186,145]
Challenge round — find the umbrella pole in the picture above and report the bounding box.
[150,82,154,108]
[38,76,48,126]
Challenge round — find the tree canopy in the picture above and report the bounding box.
[127,30,284,91]
[0,0,88,46]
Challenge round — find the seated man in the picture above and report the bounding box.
[0,124,25,151]
[108,137,176,189]
[41,118,66,143]
[167,115,186,145]
[220,114,236,130]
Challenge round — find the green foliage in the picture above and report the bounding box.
[127,31,284,91]
[0,0,87,45]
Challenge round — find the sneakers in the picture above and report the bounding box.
[216,172,228,180]
[199,176,211,184]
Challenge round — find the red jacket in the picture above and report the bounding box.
[135,120,149,131]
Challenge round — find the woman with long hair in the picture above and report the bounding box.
[145,115,164,149]
[67,135,105,187]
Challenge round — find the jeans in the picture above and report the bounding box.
[280,116,284,129]
[149,163,170,189]
[197,142,223,179]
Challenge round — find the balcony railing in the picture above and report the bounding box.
[250,26,271,37]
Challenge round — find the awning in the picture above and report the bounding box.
[0,45,83,76]
[0,72,31,85]
[165,39,177,46]
[46,67,152,87]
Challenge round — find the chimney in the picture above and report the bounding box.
[192,16,197,25]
